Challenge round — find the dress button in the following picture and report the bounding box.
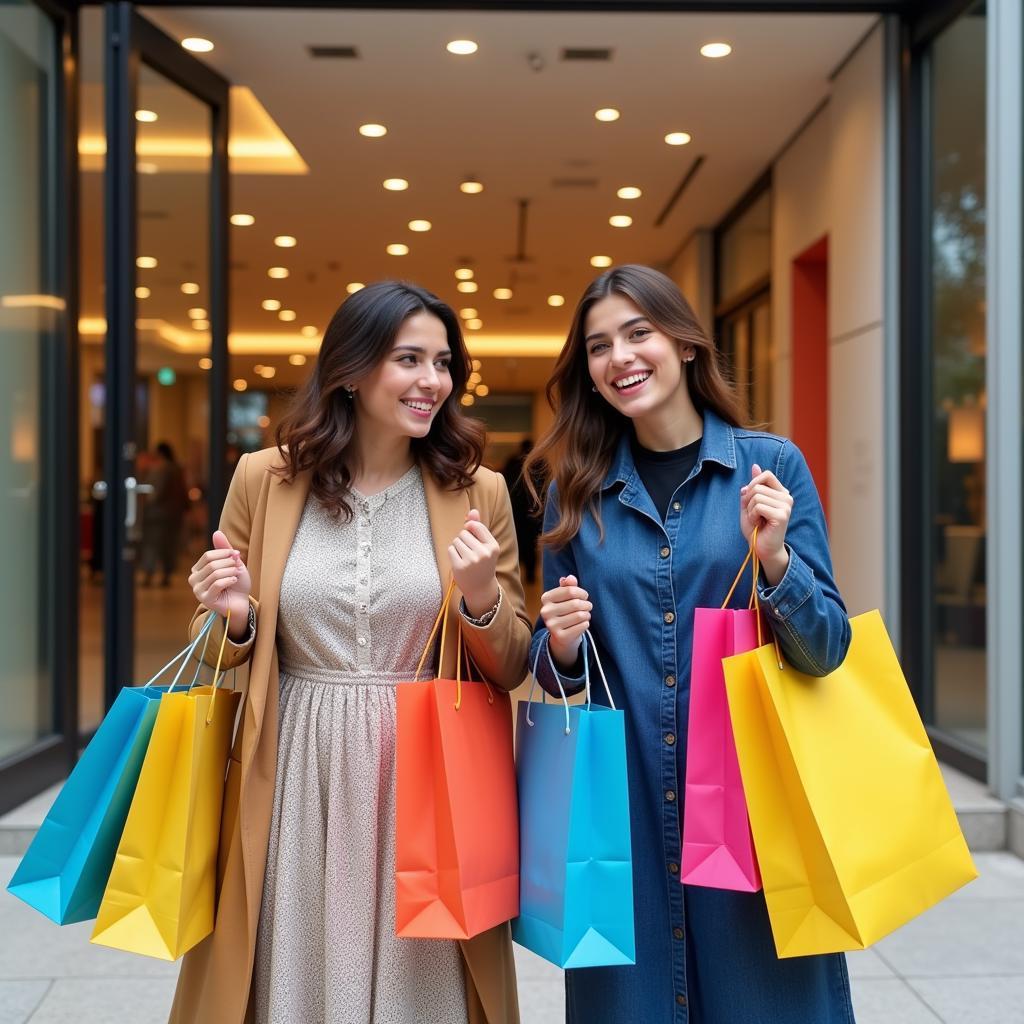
[676,994,687,1006]
[673,927,684,940]
[665,789,676,802]
[672,501,681,511]
[660,546,670,558]
[669,862,679,875]
[665,732,676,746]
[665,674,676,687]
[357,637,367,647]
[664,611,675,624]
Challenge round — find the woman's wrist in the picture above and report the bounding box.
[759,547,790,588]
[548,635,582,671]
[226,602,253,641]
[463,584,501,619]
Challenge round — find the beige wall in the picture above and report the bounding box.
[668,230,715,337]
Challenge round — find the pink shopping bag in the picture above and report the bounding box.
[680,540,763,892]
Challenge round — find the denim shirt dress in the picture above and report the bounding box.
[530,409,857,1024]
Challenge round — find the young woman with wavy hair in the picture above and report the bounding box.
[525,265,855,1023]
[170,281,530,1024]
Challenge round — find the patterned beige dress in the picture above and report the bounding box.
[253,465,469,1024]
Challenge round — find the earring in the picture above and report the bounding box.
[343,385,355,398]
[591,385,599,393]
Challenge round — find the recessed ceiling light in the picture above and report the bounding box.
[279,309,297,322]
[408,220,432,232]
[595,108,620,122]
[262,299,282,311]
[457,281,478,293]
[182,37,214,53]
[446,39,478,55]
[187,307,208,320]
[135,109,158,123]
[548,294,565,307]
[289,353,308,366]
[493,288,513,300]
[301,326,319,338]
[231,213,255,226]
[359,123,387,138]
[383,178,409,191]
[609,215,633,228]
[460,180,484,194]
[590,255,613,268]
[468,372,482,386]
[460,308,478,319]
[617,186,642,200]
[181,282,200,295]
[665,132,692,146]
[137,162,158,175]
[135,286,150,299]
[700,42,732,59]
[461,393,475,406]
[466,318,483,330]
[471,358,482,370]
[386,243,409,256]
[233,379,248,392]
[274,235,297,248]
[199,357,213,370]
[192,319,210,330]
[136,256,157,269]
[454,268,475,280]
[476,383,490,397]
[259,366,277,379]
[346,282,365,293]
[268,267,289,279]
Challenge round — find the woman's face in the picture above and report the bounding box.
[353,311,455,441]
[583,293,693,420]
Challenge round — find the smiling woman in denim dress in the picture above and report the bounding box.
[524,265,856,1024]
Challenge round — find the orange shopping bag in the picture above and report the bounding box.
[395,579,519,939]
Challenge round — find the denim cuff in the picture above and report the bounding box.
[756,544,816,622]
[534,631,587,697]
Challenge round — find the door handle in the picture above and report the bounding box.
[92,480,108,501]
[124,476,155,529]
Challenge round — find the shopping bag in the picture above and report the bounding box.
[7,615,217,925]
[395,579,519,939]
[512,634,635,967]
[723,608,978,958]
[90,612,241,960]
[681,541,763,892]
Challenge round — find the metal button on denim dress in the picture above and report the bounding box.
[531,410,857,1024]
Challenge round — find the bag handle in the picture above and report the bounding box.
[724,527,784,668]
[524,640,572,734]
[203,609,232,726]
[582,630,616,711]
[142,610,216,692]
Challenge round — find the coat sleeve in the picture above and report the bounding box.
[459,471,533,692]
[187,453,260,671]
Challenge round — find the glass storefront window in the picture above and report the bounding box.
[928,2,987,754]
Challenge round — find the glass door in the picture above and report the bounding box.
[100,2,228,704]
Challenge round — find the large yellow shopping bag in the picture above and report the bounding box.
[91,614,241,960]
[723,609,977,959]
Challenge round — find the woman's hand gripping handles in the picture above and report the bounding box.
[188,530,252,641]
[540,575,593,670]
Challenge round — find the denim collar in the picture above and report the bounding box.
[600,408,737,492]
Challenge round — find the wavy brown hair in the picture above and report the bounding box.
[274,280,484,518]
[524,264,747,548]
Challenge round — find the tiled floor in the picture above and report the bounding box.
[2,853,1022,1023]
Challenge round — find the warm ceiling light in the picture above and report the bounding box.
[135,109,158,123]
[187,307,207,319]
[460,393,475,406]
[135,286,150,299]
[231,213,255,226]
[259,366,277,379]
[459,180,484,194]
[359,123,387,138]
[289,353,308,366]
[617,186,642,200]
[137,162,158,175]
[609,215,633,228]
[268,267,289,279]
[446,39,478,55]
[665,132,692,146]
[346,282,365,293]
[274,235,297,248]
[386,243,409,256]
[383,178,409,191]
[468,371,483,385]
[457,281,478,293]
[493,288,513,300]
[700,42,732,59]
[181,282,200,294]
[476,383,490,397]
[182,37,214,53]
[258,415,271,428]
[262,299,281,311]
[454,268,475,280]
[233,378,248,392]
[136,256,157,269]
[192,319,210,330]
[408,220,432,232]
[198,357,213,370]
[548,294,565,307]
[301,325,319,338]
[279,309,297,322]
[466,318,483,330]
[471,358,482,370]
[459,308,478,319]
[590,255,613,268]
[595,108,620,122]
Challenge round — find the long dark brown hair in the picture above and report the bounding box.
[524,264,746,548]
[274,280,484,518]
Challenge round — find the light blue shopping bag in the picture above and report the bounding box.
[511,633,635,968]
[7,614,217,924]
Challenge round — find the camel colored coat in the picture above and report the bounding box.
[169,447,531,1024]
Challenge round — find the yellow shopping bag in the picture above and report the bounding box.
[723,609,977,959]
[91,615,241,960]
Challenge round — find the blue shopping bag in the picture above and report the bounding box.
[7,614,216,924]
[511,633,635,968]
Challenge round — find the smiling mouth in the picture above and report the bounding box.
[612,370,652,391]
[401,398,434,415]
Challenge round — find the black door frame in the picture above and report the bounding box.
[102,2,229,706]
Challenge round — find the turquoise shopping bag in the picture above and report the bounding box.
[7,615,216,924]
[511,634,635,968]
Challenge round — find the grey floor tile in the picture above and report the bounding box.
[26,978,176,1024]
[846,948,896,980]
[513,943,563,983]
[0,857,19,890]
[851,979,942,1024]
[516,978,564,1024]
[908,977,1024,1024]
[945,852,1024,901]
[0,980,50,1024]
